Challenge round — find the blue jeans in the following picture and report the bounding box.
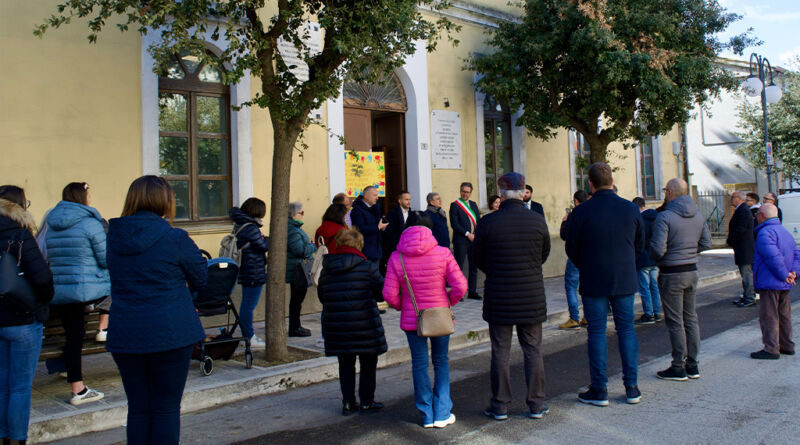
[112,345,193,445]
[582,294,638,389]
[239,285,263,339]
[637,267,661,316]
[405,332,451,425]
[564,259,581,321]
[0,322,43,441]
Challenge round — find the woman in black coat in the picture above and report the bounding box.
[317,228,387,416]
[229,198,270,349]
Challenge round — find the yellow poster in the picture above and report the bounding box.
[345,151,386,198]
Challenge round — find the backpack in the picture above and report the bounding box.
[219,223,253,264]
[310,236,328,287]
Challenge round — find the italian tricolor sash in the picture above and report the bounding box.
[455,199,477,232]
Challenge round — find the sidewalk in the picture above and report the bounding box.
[30,251,740,443]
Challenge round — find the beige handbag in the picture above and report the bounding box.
[399,253,455,338]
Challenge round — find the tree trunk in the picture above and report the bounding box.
[583,132,609,164]
[264,121,301,362]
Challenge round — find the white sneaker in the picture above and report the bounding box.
[70,387,104,406]
[433,414,456,428]
[95,329,107,342]
[249,336,266,349]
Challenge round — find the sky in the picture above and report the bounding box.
[717,0,800,70]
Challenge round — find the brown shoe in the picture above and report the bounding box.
[559,319,581,330]
[580,317,588,327]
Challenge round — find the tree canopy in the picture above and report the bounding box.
[735,69,800,181]
[469,0,757,163]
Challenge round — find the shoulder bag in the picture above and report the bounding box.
[399,253,454,337]
[0,231,37,313]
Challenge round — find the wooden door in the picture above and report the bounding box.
[374,113,406,213]
[343,108,372,151]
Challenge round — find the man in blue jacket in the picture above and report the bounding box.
[750,204,800,359]
[350,186,388,263]
[566,162,644,407]
[424,192,450,248]
[632,197,661,325]
[450,182,481,300]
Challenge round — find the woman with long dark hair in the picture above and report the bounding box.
[315,203,348,253]
[106,176,207,444]
[0,185,54,444]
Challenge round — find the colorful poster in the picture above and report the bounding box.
[344,151,386,197]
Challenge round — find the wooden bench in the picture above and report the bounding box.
[39,307,107,361]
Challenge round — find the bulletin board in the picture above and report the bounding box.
[345,151,386,198]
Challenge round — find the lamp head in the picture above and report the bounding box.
[742,76,763,97]
[765,84,783,104]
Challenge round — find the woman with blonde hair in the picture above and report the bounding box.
[106,176,207,444]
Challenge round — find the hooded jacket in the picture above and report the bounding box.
[45,200,110,304]
[474,199,551,324]
[636,208,659,269]
[105,211,207,353]
[753,218,800,291]
[383,226,466,331]
[649,195,712,268]
[229,207,269,287]
[286,218,316,283]
[0,199,54,327]
[317,247,387,356]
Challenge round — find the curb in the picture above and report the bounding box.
[30,269,739,443]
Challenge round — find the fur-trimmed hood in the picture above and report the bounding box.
[0,198,37,233]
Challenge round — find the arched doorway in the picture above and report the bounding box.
[343,72,408,213]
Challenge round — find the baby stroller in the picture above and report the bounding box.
[193,251,253,376]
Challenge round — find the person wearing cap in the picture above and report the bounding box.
[565,162,644,407]
[473,172,551,421]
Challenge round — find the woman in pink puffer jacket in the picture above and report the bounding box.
[383,220,467,429]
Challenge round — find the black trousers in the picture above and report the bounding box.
[337,354,378,404]
[54,303,86,383]
[112,345,193,445]
[289,265,308,331]
[453,240,477,294]
[488,323,546,413]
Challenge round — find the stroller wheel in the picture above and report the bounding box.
[201,356,214,376]
[245,351,253,369]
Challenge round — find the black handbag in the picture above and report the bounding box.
[0,232,37,313]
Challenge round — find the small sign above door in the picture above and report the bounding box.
[431,110,462,170]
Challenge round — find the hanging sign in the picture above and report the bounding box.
[766,141,774,166]
[344,152,386,198]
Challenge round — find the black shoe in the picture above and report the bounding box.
[625,385,641,404]
[780,349,795,355]
[685,364,700,379]
[483,408,508,421]
[288,327,311,337]
[736,300,756,308]
[750,350,779,360]
[635,314,655,325]
[342,401,358,416]
[529,405,550,419]
[578,385,609,406]
[378,309,387,314]
[653,313,662,322]
[732,297,744,305]
[468,292,482,301]
[656,366,688,381]
[359,401,384,412]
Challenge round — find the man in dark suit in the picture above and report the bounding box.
[424,192,450,248]
[450,182,481,300]
[727,191,756,307]
[350,185,388,263]
[523,185,546,219]
[566,162,644,407]
[382,190,418,261]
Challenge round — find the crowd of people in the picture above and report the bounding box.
[1,165,798,444]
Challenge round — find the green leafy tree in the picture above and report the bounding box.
[468,0,757,163]
[35,0,457,361]
[735,69,800,180]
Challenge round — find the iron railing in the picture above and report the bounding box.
[696,191,731,236]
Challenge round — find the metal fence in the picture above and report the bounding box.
[696,191,730,237]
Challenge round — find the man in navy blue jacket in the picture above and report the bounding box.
[566,162,644,407]
[350,186,388,263]
[632,197,661,325]
[727,191,756,307]
[424,192,450,248]
[450,182,481,300]
[523,185,546,220]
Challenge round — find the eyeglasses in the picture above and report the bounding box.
[26,200,31,209]
[83,183,90,191]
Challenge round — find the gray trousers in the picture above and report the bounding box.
[739,264,756,303]
[488,323,545,413]
[658,271,700,368]
[758,289,794,354]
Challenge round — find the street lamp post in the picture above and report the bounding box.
[742,53,783,193]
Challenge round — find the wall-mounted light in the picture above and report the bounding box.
[444,97,450,108]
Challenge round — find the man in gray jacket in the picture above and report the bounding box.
[649,178,712,381]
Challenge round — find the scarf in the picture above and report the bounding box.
[426,204,446,219]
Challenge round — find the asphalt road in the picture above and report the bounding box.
[56,280,798,445]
